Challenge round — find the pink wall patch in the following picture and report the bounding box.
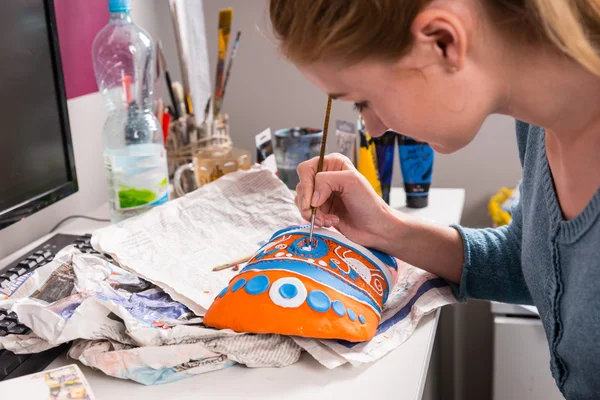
[54,0,109,99]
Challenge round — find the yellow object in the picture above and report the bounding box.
[357,129,382,197]
[489,187,514,227]
[214,8,233,117]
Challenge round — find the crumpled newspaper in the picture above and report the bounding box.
[69,333,301,385]
[0,247,301,385]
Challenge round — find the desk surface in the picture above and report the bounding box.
[1,187,465,400]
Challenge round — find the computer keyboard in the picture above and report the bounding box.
[0,233,106,381]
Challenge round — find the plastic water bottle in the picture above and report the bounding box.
[92,0,169,223]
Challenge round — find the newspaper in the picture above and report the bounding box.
[69,333,301,385]
[294,263,456,368]
[0,246,302,385]
[92,168,305,315]
[68,339,236,385]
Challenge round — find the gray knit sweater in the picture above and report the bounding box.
[452,121,600,399]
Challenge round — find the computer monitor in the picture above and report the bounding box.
[0,0,78,230]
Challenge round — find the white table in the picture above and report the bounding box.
[1,188,465,400]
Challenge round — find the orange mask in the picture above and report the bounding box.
[204,225,398,342]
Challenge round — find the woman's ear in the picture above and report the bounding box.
[411,9,467,71]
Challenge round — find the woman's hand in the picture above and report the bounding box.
[295,152,464,283]
[295,153,397,249]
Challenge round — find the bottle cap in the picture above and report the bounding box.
[406,195,428,209]
[108,0,131,13]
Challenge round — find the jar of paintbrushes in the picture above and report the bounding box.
[165,112,233,195]
[159,4,243,196]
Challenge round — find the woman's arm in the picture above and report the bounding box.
[378,185,532,305]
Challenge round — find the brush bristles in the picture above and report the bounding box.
[218,8,233,31]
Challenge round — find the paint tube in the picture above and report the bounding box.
[398,135,434,208]
[335,120,358,165]
[357,116,383,197]
[371,131,396,204]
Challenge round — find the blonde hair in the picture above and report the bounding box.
[269,0,600,76]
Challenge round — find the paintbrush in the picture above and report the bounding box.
[172,81,187,119]
[307,96,333,248]
[202,96,211,125]
[213,8,233,118]
[214,30,241,116]
[213,254,253,272]
[157,40,180,120]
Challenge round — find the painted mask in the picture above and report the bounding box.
[204,225,398,342]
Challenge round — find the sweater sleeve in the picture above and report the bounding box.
[448,120,533,305]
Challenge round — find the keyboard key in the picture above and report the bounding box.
[18,260,37,269]
[31,255,45,263]
[0,272,12,280]
[83,233,92,238]
[34,250,44,256]
[0,320,16,330]
[8,325,30,335]
[7,313,18,321]
[2,273,18,282]
[42,251,53,259]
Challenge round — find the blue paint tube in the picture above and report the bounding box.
[372,131,396,204]
[398,135,434,208]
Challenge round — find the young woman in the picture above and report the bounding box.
[269,0,600,398]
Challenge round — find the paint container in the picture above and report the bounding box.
[335,120,358,165]
[273,127,323,189]
[356,116,382,197]
[398,135,434,208]
[371,131,396,204]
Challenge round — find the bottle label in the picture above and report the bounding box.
[104,144,169,211]
[398,138,434,195]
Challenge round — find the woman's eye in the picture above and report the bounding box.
[353,102,369,112]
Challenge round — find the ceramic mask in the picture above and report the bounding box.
[204,225,398,342]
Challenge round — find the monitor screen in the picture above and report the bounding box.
[0,0,78,230]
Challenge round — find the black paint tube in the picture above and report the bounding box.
[398,135,434,208]
[371,131,396,204]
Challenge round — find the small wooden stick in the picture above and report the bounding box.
[212,255,252,271]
